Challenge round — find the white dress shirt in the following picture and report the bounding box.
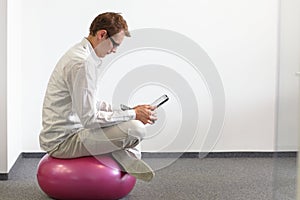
[39,38,136,152]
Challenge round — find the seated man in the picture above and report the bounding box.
[39,12,157,182]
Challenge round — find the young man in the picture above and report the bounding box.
[39,12,157,181]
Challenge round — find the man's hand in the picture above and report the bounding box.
[134,105,157,125]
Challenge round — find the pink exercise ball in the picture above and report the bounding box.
[37,154,136,200]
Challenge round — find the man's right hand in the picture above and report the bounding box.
[134,105,157,125]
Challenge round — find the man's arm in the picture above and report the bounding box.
[65,61,137,128]
[96,100,113,112]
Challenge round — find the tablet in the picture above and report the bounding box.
[120,94,169,110]
[151,94,169,108]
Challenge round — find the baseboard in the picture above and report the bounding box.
[0,173,8,180]
[20,151,297,159]
[142,151,297,158]
[21,152,46,158]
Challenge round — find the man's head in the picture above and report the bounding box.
[88,12,130,58]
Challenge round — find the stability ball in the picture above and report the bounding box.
[37,154,136,200]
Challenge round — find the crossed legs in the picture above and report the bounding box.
[49,120,154,181]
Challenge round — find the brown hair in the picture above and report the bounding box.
[89,12,130,37]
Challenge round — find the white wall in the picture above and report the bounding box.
[1,0,298,173]
[277,0,300,151]
[0,0,8,173]
[0,0,23,174]
[7,0,22,171]
[20,0,280,153]
[1,0,298,174]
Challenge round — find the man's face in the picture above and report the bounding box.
[94,30,125,58]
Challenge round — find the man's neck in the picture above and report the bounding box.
[86,35,96,49]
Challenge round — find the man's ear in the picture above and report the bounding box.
[96,30,107,40]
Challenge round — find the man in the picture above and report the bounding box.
[39,12,157,181]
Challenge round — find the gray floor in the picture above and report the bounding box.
[0,156,296,200]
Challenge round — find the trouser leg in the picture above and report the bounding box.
[79,120,145,158]
[49,120,144,158]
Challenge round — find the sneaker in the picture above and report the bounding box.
[112,150,155,182]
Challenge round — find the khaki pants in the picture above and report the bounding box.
[49,120,145,159]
